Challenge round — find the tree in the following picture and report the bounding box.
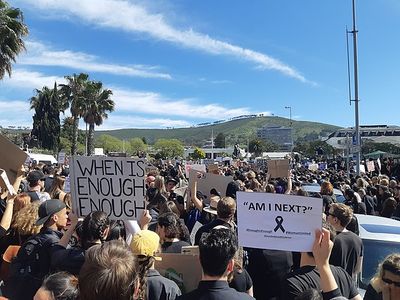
[293,141,336,158]
[214,132,226,148]
[249,138,268,156]
[59,73,89,155]
[153,139,184,159]
[30,83,62,151]
[129,137,147,156]
[192,147,206,160]
[0,1,28,79]
[95,134,123,153]
[83,81,115,156]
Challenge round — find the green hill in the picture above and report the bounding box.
[96,116,340,146]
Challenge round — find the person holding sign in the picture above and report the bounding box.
[178,228,253,300]
[282,222,361,300]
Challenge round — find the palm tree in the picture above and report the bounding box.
[59,73,89,155]
[83,81,115,156]
[0,0,28,79]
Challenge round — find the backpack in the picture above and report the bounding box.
[6,236,47,299]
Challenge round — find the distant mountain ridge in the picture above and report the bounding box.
[96,116,341,146]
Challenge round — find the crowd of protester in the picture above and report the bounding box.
[0,157,397,299]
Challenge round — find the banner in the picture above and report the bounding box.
[267,159,290,178]
[0,134,28,184]
[70,156,146,220]
[237,192,322,252]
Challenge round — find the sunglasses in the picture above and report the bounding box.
[326,211,337,218]
[382,277,400,287]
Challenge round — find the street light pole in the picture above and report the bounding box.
[285,106,293,151]
[351,0,361,175]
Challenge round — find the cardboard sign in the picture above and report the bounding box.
[237,192,322,252]
[155,253,202,294]
[185,164,206,178]
[58,152,66,164]
[267,159,290,178]
[70,156,146,220]
[189,169,233,203]
[207,164,219,174]
[366,161,375,172]
[0,134,28,184]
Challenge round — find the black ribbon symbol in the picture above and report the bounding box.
[274,216,285,233]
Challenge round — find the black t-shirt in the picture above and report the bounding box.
[161,240,191,253]
[229,269,253,293]
[194,219,232,245]
[247,248,293,300]
[283,265,359,300]
[364,283,382,300]
[329,230,363,277]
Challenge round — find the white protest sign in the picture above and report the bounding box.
[58,152,66,164]
[0,169,16,196]
[201,159,215,166]
[237,192,322,252]
[360,164,366,174]
[308,163,319,172]
[190,221,203,246]
[70,156,146,220]
[366,161,375,172]
[64,175,70,193]
[185,164,206,178]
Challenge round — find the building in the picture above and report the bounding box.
[256,125,293,151]
[184,147,234,159]
[325,125,400,149]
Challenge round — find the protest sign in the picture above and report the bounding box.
[360,164,366,174]
[0,169,16,196]
[0,134,28,184]
[318,163,327,170]
[190,221,203,245]
[207,164,219,174]
[155,253,202,294]
[185,164,206,178]
[64,176,70,193]
[145,164,159,175]
[70,156,146,220]
[308,163,319,172]
[267,159,290,178]
[366,161,375,172]
[189,169,233,203]
[58,152,66,164]
[237,192,322,252]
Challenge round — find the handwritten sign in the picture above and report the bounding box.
[237,192,322,252]
[366,161,375,172]
[70,156,146,220]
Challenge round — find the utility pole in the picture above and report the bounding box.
[285,106,293,152]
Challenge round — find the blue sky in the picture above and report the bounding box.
[1,0,399,130]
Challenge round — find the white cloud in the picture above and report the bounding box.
[111,87,252,119]
[0,100,33,128]
[20,40,172,79]
[99,115,191,130]
[24,0,311,83]
[0,69,65,89]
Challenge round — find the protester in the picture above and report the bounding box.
[327,203,363,279]
[8,199,68,299]
[364,253,400,300]
[33,271,79,300]
[194,196,236,245]
[131,230,182,300]
[79,240,138,300]
[157,212,190,253]
[228,247,254,296]
[283,222,361,300]
[26,170,51,202]
[49,175,67,201]
[178,228,253,299]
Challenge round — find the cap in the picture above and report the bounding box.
[130,230,161,259]
[36,199,66,226]
[203,195,220,215]
[166,177,178,185]
[27,170,45,184]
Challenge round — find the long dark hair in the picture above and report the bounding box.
[81,211,110,250]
